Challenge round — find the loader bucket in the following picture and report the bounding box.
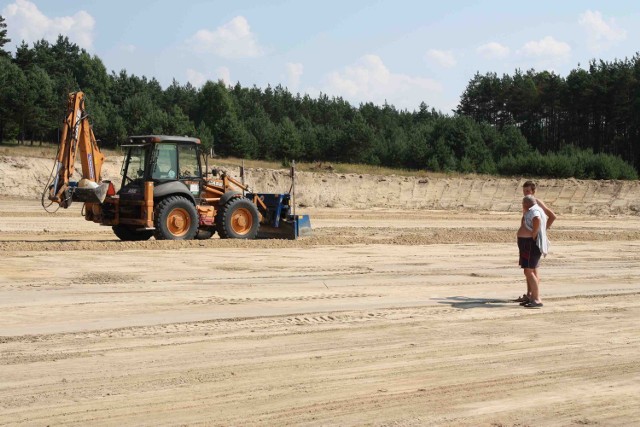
[72,181,109,204]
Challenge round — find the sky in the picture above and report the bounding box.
[1,0,638,114]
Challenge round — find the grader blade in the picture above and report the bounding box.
[256,215,312,240]
[256,221,296,239]
[249,193,312,239]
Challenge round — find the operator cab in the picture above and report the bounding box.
[119,135,204,201]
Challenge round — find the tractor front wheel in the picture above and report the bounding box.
[216,197,260,239]
[154,196,199,240]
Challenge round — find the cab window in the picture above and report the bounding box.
[178,144,201,179]
[122,146,146,184]
[152,144,177,179]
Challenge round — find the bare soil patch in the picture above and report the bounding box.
[1,152,639,425]
[1,196,639,425]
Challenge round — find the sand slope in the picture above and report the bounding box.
[2,154,639,215]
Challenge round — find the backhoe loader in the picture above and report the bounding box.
[44,91,311,240]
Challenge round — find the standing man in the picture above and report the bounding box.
[517,195,548,308]
[514,181,556,304]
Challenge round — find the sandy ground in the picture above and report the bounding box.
[1,196,639,426]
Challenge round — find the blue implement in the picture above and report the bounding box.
[248,193,312,239]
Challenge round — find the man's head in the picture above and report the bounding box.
[523,195,537,209]
[523,180,536,196]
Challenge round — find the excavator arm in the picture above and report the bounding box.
[49,91,107,208]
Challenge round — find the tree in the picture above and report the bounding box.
[405,121,434,169]
[122,93,168,135]
[102,108,127,146]
[563,68,591,149]
[195,80,236,132]
[14,41,35,70]
[0,15,11,58]
[0,57,25,141]
[245,105,278,159]
[166,105,196,137]
[215,113,257,158]
[491,124,531,160]
[27,67,57,144]
[456,72,505,125]
[164,79,197,118]
[75,52,110,104]
[196,121,214,154]
[278,117,303,161]
[13,66,56,144]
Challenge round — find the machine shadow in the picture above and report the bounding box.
[433,296,514,309]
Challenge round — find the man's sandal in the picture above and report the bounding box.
[523,301,543,308]
[514,295,529,303]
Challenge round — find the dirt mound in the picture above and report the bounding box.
[2,154,639,215]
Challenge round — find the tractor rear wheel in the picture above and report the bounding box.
[112,224,154,241]
[216,197,260,239]
[154,196,199,240]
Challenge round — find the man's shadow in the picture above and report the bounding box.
[433,296,513,309]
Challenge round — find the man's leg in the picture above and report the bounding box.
[518,239,532,300]
[533,268,540,281]
[532,268,541,299]
[524,268,540,303]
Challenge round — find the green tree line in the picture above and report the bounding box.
[0,15,637,179]
[457,58,640,177]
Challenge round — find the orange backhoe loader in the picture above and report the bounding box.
[43,91,311,241]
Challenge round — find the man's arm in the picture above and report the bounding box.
[532,216,541,239]
[536,198,556,229]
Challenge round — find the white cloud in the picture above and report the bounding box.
[321,54,442,110]
[579,10,627,52]
[426,49,456,68]
[121,44,136,53]
[519,36,571,59]
[186,69,207,88]
[187,16,264,59]
[2,0,95,49]
[285,62,303,90]
[476,42,510,59]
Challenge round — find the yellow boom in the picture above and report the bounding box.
[49,92,106,208]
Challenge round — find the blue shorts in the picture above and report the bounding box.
[518,237,541,269]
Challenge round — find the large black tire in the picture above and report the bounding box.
[112,224,154,241]
[216,197,260,239]
[195,227,216,240]
[154,195,199,240]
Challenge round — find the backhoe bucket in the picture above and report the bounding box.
[72,181,109,204]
